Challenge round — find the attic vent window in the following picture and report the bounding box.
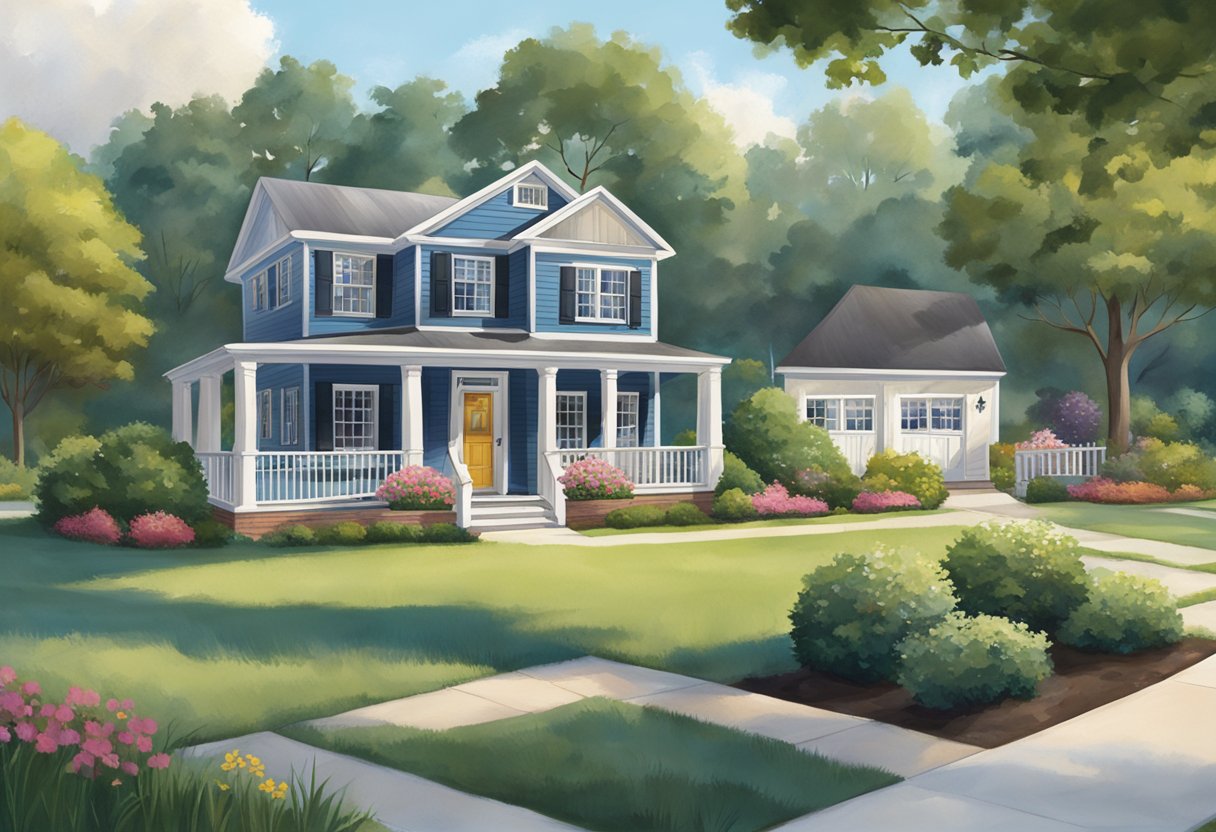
[514,183,547,210]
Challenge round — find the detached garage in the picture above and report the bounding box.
[778,286,1006,484]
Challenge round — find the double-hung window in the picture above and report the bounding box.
[333,385,378,450]
[258,390,273,440]
[276,254,292,305]
[513,183,547,210]
[555,392,586,450]
[931,398,963,431]
[453,256,493,315]
[333,253,375,316]
[250,273,268,311]
[901,398,963,432]
[805,397,874,432]
[616,392,640,448]
[281,387,300,446]
[575,266,628,323]
[804,398,839,430]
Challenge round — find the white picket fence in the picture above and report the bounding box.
[1014,444,1106,497]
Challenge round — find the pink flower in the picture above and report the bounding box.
[34,733,58,753]
[54,507,122,545]
[107,699,119,712]
[121,760,138,776]
[21,681,40,696]
[58,728,81,746]
[85,720,113,737]
[71,751,95,773]
[127,512,195,548]
[82,737,112,757]
[15,722,37,742]
[135,735,153,753]
[0,691,22,717]
[40,703,56,718]
[55,704,75,723]
[0,726,10,743]
[99,752,120,769]
[0,666,15,686]
[146,753,171,770]
[117,731,134,745]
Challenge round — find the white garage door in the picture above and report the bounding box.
[896,397,966,481]
[804,396,877,476]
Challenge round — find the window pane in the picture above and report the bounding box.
[901,399,929,431]
[333,388,376,450]
[616,393,640,447]
[277,256,291,304]
[556,393,585,449]
[600,270,627,321]
[333,254,375,314]
[931,398,963,431]
[844,398,873,432]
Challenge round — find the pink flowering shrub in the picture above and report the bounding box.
[751,482,829,517]
[1067,477,1216,504]
[376,466,456,510]
[852,490,922,513]
[559,457,634,500]
[53,507,121,545]
[1016,429,1069,450]
[127,512,195,548]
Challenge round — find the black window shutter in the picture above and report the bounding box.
[314,382,334,451]
[431,252,451,317]
[628,270,643,329]
[559,266,576,324]
[494,254,510,319]
[375,254,394,318]
[314,250,333,316]
[378,384,394,450]
[266,263,278,309]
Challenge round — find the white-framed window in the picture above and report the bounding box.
[276,254,292,306]
[453,255,494,316]
[333,385,378,450]
[281,387,300,446]
[843,398,874,432]
[250,272,268,311]
[333,253,375,316]
[258,390,273,440]
[513,183,548,210]
[575,266,628,323]
[804,396,874,432]
[931,398,964,432]
[901,397,964,432]
[805,398,839,430]
[556,392,586,450]
[616,392,640,448]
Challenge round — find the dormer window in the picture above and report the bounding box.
[513,183,548,210]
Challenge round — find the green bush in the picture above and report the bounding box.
[990,443,1016,493]
[713,488,758,522]
[191,518,232,548]
[862,450,948,509]
[605,504,669,529]
[725,388,858,507]
[317,521,367,545]
[896,612,1053,710]
[0,483,25,501]
[36,424,209,525]
[0,456,38,499]
[716,451,764,496]
[1102,438,1216,491]
[665,502,711,526]
[944,520,1088,634]
[789,546,958,683]
[366,521,421,544]
[420,523,475,543]
[672,429,697,446]
[261,524,317,547]
[1059,570,1184,654]
[1025,476,1071,504]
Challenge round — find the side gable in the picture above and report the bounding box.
[226,184,290,280]
[515,187,675,258]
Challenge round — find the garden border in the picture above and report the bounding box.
[565,491,714,530]
[212,505,457,539]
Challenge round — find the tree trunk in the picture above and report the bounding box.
[1103,296,1133,455]
[9,399,24,468]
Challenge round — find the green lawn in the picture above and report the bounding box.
[0,517,969,742]
[1034,501,1216,554]
[581,508,949,536]
[282,698,899,832]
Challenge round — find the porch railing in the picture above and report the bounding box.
[1014,444,1106,497]
[446,441,473,527]
[254,451,405,503]
[558,445,708,490]
[197,452,236,507]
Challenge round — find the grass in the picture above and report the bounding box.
[1034,501,1216,554]
[581,508,948,536]
[282,698,899,832]
[0,517,969,742]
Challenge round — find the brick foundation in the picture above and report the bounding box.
[212,504,457,539]
[563,491,714,530]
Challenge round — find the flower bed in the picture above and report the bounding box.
[559,457,634,500]
[1067,478,1214,504]
[128,511,196,548]
[851,490,921,513]
[54,507,122,545]
[565,492,714,530]
[751,482,829,517]
[376,466,456,511]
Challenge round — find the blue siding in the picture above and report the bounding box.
[431,185,569,239]
[307,365,402,451]
[618,372,655,447]
[243,242,304,342]
[418,245,526,329]
[534,252,653,336]
[308,247,416,335]
[255,364,305,450]
[421,368,451,472]
[557,370,603,447]
[508,369,537,494]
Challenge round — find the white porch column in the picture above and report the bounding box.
[171,381,193,446]
[651,371,662,446]
[401,365,424,467]
[697,367,724,487]
[231,360,259,510]
[601,369,618,452]
[539,367,558,453]
[196,375,222,453]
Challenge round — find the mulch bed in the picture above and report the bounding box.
[736,637,1216,748]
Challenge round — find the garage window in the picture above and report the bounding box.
[932,398,964,431]
[902,398,963,432]
[805,397,873,432]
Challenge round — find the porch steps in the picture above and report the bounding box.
[467,495,560,533]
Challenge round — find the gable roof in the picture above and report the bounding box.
[514,185,676,258]
[779,285,1006,373]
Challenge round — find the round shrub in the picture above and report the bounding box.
[990,443,1016,493]
[366,521,421,544]
[896,612,1052,710]
[752,482,829,517]
[34,435,106,525]
[127,512,195,549]
[1130,439,1216,491]
[0,456,38,499]
[53,507,121,545]
[1024,476,1071,504]
[789,546,958,683]
[0,483,24,501]
[1050,391,1102,445]
[191,518,233,548]
[376,466,455,510]
[317,521,367,546]
[261,524,317,547]
[665,502,710,526]
[851,490,921,513]
[420,523,475,543]
[944,520,1088,634]
[862,450,948,509]
[715,451,764,496]
[604,504,668,529]
[713,488,758,522]
[558,457,634,501]
[1058,570,1184,654]
[794,465,863,509]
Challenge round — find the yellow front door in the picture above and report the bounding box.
[463,392,494,489]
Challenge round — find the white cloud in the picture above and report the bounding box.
[684,51,797,148]
[443,28,532,96]
[1,0,276,153]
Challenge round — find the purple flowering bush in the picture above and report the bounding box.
[751,482,829,517]
[852,490,922,513]
[1051,391,1102,445]
[377,466,456,510]
[559,457,634,500]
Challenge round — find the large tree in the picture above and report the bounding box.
[0,119,153,465]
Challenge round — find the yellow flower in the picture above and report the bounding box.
[220,761,236,771]
[116,711,127,720]
[272,782,289,800]
[215,781,230,791]
[259,778,277,794]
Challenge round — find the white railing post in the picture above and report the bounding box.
[401,365,424,467]
[231,360,258,510]
[537,367,563,524]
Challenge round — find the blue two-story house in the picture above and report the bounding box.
[165,161,727,532]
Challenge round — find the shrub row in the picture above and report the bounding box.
[53,507,199,549]
[1067,478,1213,504]
[261,521,474,547]
[604,502,710,529]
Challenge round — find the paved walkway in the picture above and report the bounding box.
[0,501,35,519]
